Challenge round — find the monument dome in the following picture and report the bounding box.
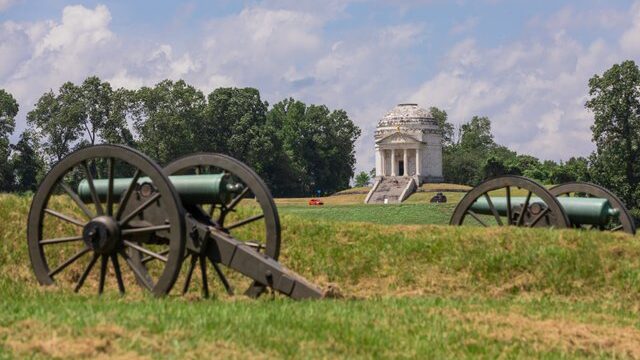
[378,103,435,127]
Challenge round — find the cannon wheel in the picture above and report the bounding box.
[549,182,636,235]
[450,175,570,228]
[27,145,185,296]
[162,153,281,298]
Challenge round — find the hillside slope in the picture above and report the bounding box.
[1,194,640,358]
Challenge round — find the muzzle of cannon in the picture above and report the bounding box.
[450,175,636,234]
[27,145,325,298]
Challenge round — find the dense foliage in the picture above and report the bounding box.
[7,78,361,196]
[586,60,640,210]
[440,112,590,187]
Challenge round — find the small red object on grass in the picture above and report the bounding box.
[308,198,324,206]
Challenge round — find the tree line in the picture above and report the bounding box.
[2,60,640,209]
[0,77,361,196]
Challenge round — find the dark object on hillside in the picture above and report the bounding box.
[308,198,324,206]
[450,176,635,235]
[27,145,324,299]
[430,192,447,203]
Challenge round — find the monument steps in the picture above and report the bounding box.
[365,177,416,204]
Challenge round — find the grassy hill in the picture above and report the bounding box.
[1,193,640,358]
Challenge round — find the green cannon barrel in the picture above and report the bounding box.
[77,174,242,205]
[471,196,620,225]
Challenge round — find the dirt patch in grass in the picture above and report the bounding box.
[0,320,144,359]
[1,319,269,359]
[445,309,640,358]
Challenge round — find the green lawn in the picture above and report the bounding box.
[2,193,640,359]
[278,203,456,225]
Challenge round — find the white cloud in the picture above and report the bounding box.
[0,0,18,12]
[34,4,113,56]
[450,17,478,35]
[408,2,640,162]
[620,2,640,55]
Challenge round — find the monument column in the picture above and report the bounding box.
[403,148,408,176]
[391,149,396,176]
[380,149,385,176]
[415,148,421,176]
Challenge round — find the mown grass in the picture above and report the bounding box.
[2,193,640,358]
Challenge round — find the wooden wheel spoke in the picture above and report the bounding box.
[200,255,209,298]
[182,255,198,294]
[119,192,161,226]
[74,253,99,292]
[121,224,171,236]
[98,255,108,294]
[224,187,250,215]
[516,191,532,226]
[120,250,153,291]
[211,260,233,295]
[111,254,125,294]
[44,208,86,227]
[141,249,170,264]
[48,247,90,277]
[124,240,168,262]
[611,224,624,232]
[40,235,84,245]
[528,207,550,227]
[106,157,115,216]
[208,204,217,218]
[225,214,264,230]
[81,160,104,216]
[466,210,488,227]
[505,186,512,225]
[60,182,94,219]
[115,169,141,220]
[483,193,503,226]
[243,241,264,251]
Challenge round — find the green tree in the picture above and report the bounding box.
[430,107,454,146]
[28,83,85,164]
[444,115,497,185]
[564,157,590,182]
[11,131,44,192]
[354,171,371,187]
[131,80,206,164]
[202,87,274,163]
[586,60,640,208]
[0,89,18,191]
[268,98,361,195]
[81,77,134,145]
[459,116,494,151]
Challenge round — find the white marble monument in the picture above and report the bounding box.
[365,103,443,204]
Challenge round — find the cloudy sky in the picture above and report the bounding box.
[1,0,639,173]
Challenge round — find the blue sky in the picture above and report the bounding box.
[1,0,639,173]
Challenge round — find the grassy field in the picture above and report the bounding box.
[2,191,640,359]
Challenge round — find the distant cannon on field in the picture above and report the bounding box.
[450,175,636,235]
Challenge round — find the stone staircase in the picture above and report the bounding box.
[365,177,416,204]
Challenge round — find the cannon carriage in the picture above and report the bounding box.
[27,145,324,298]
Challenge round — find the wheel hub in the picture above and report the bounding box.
[82,216,121,254]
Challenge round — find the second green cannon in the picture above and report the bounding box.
[450,175,636,234]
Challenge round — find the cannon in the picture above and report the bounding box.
[27,145,324,298]
[450,175,636,234]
